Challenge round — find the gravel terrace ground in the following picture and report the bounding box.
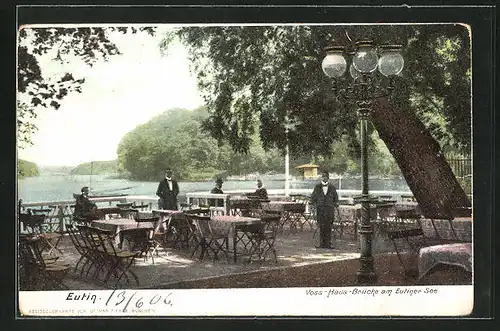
[29,225,472,290]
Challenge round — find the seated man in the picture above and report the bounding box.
[252,179,268,200]
[209,178,224,207]
[73,186,99,223]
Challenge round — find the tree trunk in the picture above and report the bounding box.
[370,97,471,218]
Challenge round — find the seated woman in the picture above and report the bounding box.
[73,186,99,223]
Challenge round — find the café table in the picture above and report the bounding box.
[418,242,472,280]
[91,218,159,248]
[229,197,262,216]
[261,201,305,233]
[152,209,188,248]
[151,209,185,229]
[210,215,264,263]
[337,204,378,241]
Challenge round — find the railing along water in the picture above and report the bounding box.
[18,190,414,233]
[18,195,159,233]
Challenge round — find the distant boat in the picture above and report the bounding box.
[89,192,129,198]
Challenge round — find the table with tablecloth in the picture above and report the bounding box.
[210,215,264,262]
[228,197,263,216]
[335,204,379,240]
[151,209,185,230]
[91,218,159,247]
[418,242,472,279]
[260,201,305,232]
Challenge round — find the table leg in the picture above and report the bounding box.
[447,219,459,241]
[118,232,124,249]
[233,228,237,263]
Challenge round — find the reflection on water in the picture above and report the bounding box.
[18,174,410,203]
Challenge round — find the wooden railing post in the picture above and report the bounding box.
[57,205,66,232]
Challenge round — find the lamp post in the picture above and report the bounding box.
[284,114,300,198]
[321,39,404,284]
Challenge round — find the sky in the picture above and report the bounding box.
[18,26,204,167]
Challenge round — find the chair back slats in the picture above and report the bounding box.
[132,203,150,211]
[134,216,160,224]
[20,212,46,234]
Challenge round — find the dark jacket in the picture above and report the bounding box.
[253,187,268,200]
[310,182,339,209]
[156,178,179,210]
[74,194,97,218]
[209,187,224,207]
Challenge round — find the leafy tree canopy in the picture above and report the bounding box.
[17,26,156,147]
[70,160,119,175]
[161,24,470,158]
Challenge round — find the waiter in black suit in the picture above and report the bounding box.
[156,168,179,210]
[310,171,339,248]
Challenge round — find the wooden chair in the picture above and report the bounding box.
[78,225,141,288]
[245,214,281,263]
[131,202,150,211]
[379,216,448,280]
[20,211,63,257]
[129,216,161,264]
[187,214,230,262]
[18,235,69,290]
[66,224,95,278]
[163,213,193,250]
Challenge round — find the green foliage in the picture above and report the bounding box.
[117,107,287,181]
[17,101,38,148]
[161,24,471,159]
[17,26,156,140]
[70,160,119,175]
[18,159,39,178]
[456,176,472,195]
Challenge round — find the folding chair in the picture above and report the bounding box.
[245,214,280,263]
[79,225,141,288]
[164,213,193,250]
[18,235,69,290]
[379,220,434,280]
[77,225,113,282]
[66,224,95,278]
[188,214,230,262]
[129,216,161,264]
[131,202,150,211]
[20,211,63,257]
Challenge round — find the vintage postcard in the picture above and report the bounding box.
[16,8,481,317]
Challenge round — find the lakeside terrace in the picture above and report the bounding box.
[18,188,415,231]
[22,226,472,291]
[18,191,472,290]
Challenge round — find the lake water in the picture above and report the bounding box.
[17,174,411,203]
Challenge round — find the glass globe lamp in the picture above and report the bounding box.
[321,45,347,78]
[378,45,404,77]
[352,40,378,74]
[349,63,362,80]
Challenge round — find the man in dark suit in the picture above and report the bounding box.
[209,177,224,207]
[253,179,268,200]
[310,171,339,248]
[156,169,180,210]
[74,186,99,222]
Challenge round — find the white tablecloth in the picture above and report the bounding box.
[418,243,472,279]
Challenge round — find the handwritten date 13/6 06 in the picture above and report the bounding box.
[105,290,173,312]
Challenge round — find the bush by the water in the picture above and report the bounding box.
[18,159,39,178]
[70,160,119,175]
